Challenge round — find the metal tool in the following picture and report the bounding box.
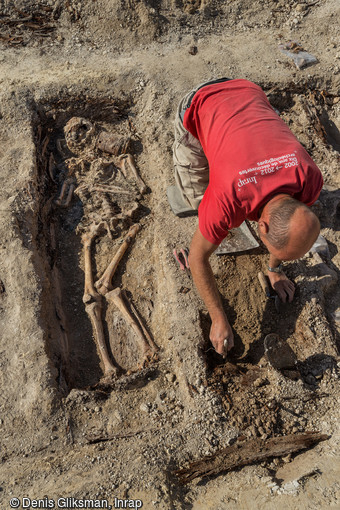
[257,271,282,313]
[215,222,259,255]
[223,338,229,359]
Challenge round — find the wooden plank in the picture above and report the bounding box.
[175,432,328,484]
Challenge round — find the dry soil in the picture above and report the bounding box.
[0,1,339,509]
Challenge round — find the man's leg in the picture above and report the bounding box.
[170,85,208,215]
[169,78,231,216]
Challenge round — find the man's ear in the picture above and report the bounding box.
[258,220,269,236]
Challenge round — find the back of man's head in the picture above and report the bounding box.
[263,197,320,260]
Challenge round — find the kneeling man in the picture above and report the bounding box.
[170,78,323,357]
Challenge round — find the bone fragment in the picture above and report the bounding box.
[56,138,69,160]
[117,156,127,178]
[91,185,131,195]
[106,287,152,360]
[48,152,56,182]
[65,157,82,177]
[123,202,139,219]
[56,179,75,207]
[55,180,68,206]
[82,223,117,378]
[41,135,50,158]
[52,264,69,361]
[101,195,113,218]
[104,221,113,240]
[119,154,147,194]
[62,183,75,208]
[95,224,141,296]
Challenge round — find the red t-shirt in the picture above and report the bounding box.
[183,79,323,245]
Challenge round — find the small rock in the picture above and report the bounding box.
[295,4,307,12]
[267,481,277,488]
[305,374,316,385]
[165,373,176,383]
[248,425,257,436]
[189,45,198,55]
[140,403,149,413]
[310,234,329,257]
[283,480,300,493]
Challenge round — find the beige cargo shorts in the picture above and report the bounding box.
[172,78,231,210]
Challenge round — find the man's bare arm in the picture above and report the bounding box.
[267,253,295,303]
[188,227,234,355]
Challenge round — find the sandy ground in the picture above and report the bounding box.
[0,1,340,509]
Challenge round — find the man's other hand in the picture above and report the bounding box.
[267,270,295,303]
[210,316,234,357]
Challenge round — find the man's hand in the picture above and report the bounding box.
[267,270,295,303]
[210,315,234,357]
[189,227,235,358]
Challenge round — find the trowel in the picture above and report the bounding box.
[258,271,284,313]
[215,222,259,255]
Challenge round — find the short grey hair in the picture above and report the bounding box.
[265,197,311,249]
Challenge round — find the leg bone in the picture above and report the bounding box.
[82,223,104,305]
[123,290,159,354]
[82,223,117,378]
[95,223,141,296]
[85,301,117,377]
[106,287,152,361]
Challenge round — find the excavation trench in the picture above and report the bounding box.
[32,94,155,392]
[28,84,339,400]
